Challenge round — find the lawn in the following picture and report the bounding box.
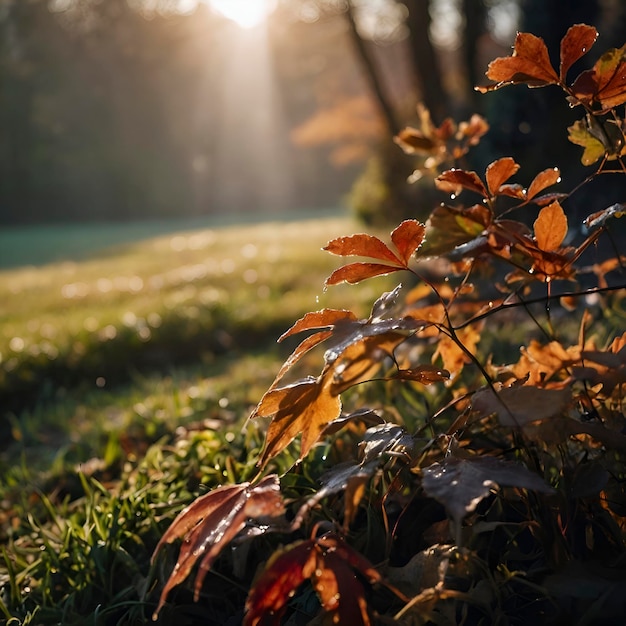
[0,214,396,625]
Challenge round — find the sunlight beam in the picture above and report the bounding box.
[208,0,276,29]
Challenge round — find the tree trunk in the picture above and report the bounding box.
[344,0,401,137]
[401,0,448,122]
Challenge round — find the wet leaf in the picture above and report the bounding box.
[325,262,403,285]
[571,45,626,110]
[244,533,381,626]
[472,385,571,427]
[435,169,487,197]
[253,376,342,466]
[324,233,401,264]
[485,157,520,196]
[568,119,609,165]
[583,202,626,230]
[152,476,285,618]
[422,456,554,526]
[417,204,490,257]
[390,220,426,265]
[359,423,415,464]
[527,167,562,200]
[534,202,568,251]
[395,365,451,384]
[279,309,358,343]
[560,24,598,81]
[479,31,559,91]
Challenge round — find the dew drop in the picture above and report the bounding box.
[556,177,562,183]
[450,193,456,200]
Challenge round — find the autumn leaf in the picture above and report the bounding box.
[324,233,402,264]
[583,202,626,231]
[417,204,491,257]
[435,169,488,197]
[472,385,572,427]
[244,533,382,626]
[485,157,520,196]
[571,44,626,110]
[568,119,612,165]
[526,167,562,200]
[534,201,568,251]
[478,31,559,91]
[422,456,554,527]
[152,476,285,618]
[560,24,598,81]
[390,220,426,265]
[394,126,438,154]
[252,375,342,466]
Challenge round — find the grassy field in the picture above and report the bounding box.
[0,215,399,625]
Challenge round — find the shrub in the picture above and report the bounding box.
[152,25,626,625]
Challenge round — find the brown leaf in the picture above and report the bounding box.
[527,167,562,200]
[279,309,358,342]
[433,325,482,377]
[583,202,626,230]
[472,385,571,427]
[422,456,553,527]
[482,31,559,90]
[435,169,487,197]
[324,233,401,264]
[253,376,342,466]
[571,45,626,110]
[534,201,568,251]
[417,204,490,257]
[325,262,404,286]
[152,476,285,618]
[560,24,598,81]
[395,365,451,384]
[485,157,520,197]
[390,219,426,265]
[394,127,438,154]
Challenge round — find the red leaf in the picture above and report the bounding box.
[560,24,598,81]
[481,32,559,90]
[571,45,626,110]
[244,540,317,626]
[152,476,285,618]
[526,167,562,200]
[278,309,358,342]
[325,262,404,286]
[435,169,488,197]
[485,157,520,196]
[534,201,568,251]
[390,219,426,265]
[324,233,401,264]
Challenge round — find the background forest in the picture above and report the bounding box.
[1,0,624,227]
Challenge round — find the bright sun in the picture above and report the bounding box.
[208,0,276,29]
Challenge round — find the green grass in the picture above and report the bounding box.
[0,215,396,625]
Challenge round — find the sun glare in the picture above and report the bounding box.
[208,0,275,29]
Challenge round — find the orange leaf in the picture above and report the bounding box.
[526,167,561,200]
[253,376,342,465]
[560,24,598,81]
[390,219,426,265]
[324,233,401,264]
[325,262,403,285]
[482,32,559,89]
[279,309,358,342]
[485,157,520,196]
[435,169,487,197]
[534,201,568,251]
[395,365,451,384]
